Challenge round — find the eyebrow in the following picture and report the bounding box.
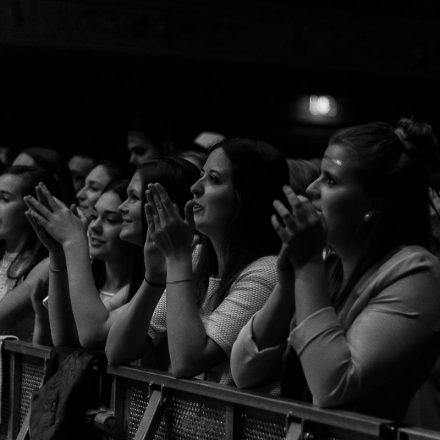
[86,179,101,186]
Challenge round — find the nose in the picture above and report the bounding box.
[118,199,128,214]
[76,186,86,202]
[129,154,138,166]
[89,217,102,234]
[190,177,203,197]
[306,177,320,200]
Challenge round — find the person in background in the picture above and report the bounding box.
[231,119,440,430]
[0,147,15,170]
[76,159,127,221]
[287,158,320,195]
[0,166,60,340]
[68,153,97,194]
[13,147,76,206]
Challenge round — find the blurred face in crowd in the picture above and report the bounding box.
[88,191,130,261]
[13,153,35,167]
[190,148,237,243]
[306,143,373,252]
[127,131,159,167]
[69,155,96,193]
[119,172,143,246]
[0,174,31,252]
[76,165,113,219]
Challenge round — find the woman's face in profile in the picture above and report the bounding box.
[119,172,143,247]
[0,174,30,245]
[88,191,129,261]
[76,165,112,218]
[305,143,373,250]
[190,148,237,242]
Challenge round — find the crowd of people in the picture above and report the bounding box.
[1,118,440,431]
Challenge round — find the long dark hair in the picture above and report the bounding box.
[0,166,60,280]
[90,180,144,301]
[194,137,289,308]
[327,119,432,308]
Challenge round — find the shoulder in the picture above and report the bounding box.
[357,245,440,309]
[24,257,50,284]
[375,245,440,284]
[233,255,278,287]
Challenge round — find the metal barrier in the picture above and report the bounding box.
[1,340,440,440]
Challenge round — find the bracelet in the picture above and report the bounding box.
[144,276,166,288]
[49,266,66,272]
[166,279,194,284]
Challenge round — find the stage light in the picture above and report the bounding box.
[309,95,337,117]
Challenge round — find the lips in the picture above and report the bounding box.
[192,202,203,213]
[89,236,105,246]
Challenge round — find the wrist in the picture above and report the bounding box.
[166,252,192,274]
[49,252,66,271]
[292,251,323,271]
[144,276,166,288]
[62,238,87,253]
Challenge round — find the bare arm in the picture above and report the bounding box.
[165,255,227,377]
[105,280,164,365]
[0,258,49,333]
[25,184,118,349]
[47,249,80,347]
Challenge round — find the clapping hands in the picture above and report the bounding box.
[272,186,326,270]
[24,183,87,249]
[144,183,195,260]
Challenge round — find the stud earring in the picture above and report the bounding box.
[364,211,373,222]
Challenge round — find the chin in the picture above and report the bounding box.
[120,231,143,247]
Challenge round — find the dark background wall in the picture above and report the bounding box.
[1,0,439,159]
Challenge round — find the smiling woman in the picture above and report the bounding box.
[24,157,199,351]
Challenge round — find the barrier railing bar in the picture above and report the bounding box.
[8,353,21,440]
[285,417,303,440]
[3,342,439,440]
[398,427,440,440]
[133,389,166,440]
[3,341,51,360]
[111,375,126,440]
[106,364,392,437]
[15,411,29,440]
[224,402,238,440]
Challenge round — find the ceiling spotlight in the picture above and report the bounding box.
[309,95,337,117]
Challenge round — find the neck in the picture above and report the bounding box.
[4,231,31,254]
[335,240,369,291]
[102,256,132,292]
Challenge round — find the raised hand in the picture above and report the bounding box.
[272,185,326,269]
[143,203,166,285]
[24,183,87,247]
[145,183,194,260]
